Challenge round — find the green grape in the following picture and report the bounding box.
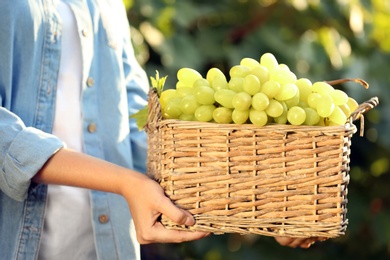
[316,94,335,118]
[243,74,261,96]
[285,92,300,108]
[193,86,215,105]
[232,109,249,124]
[331,89,348,106]
[228,77,244,92]
[339,103,351,118]
[269,68,297,85]
[162,97,182,119]
[176,81,187,89]
[298,101,309,108]
[210,74,228,91]
[232,92,252,111]
[296,78,312,102]
[193,78,210,88]
[307,92,322,109]
[214,89,236,109]
[213,107,233,124]
[312,81,334,96]
[177,68,202,87]
[260,52,279,71]
[194,105,215,122]
[250,65,270,85]
[160,89,177,109]
[249,108,268,126]
[328,106,347,125]
[179,113,195,121]
[261,80,281,99]
[265,99,284,117]
[230,65,251,78]
[274,113,287,124]
[180,95,200,115]
[287,106,306,125]
[278,64,290,71]
[274,101,288,124]
[303,107,320,126]
[347,97,359,112]
[316,117,326,126]
[326,120,341,126]
[240,57,260,69]
[206,67,225,84]
[274,83,298,101]
[176,86,193,97]
[251,92,269,111]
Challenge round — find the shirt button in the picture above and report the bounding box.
[87,123,97,133]
[99,214,109,224]
[86,77,95,87]
[82,28,89,37]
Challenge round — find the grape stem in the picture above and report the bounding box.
[325,78,369,89]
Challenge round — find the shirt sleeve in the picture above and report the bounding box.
[122,20,149,174]
[0,107,65,201]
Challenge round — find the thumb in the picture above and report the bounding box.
[158,196,195,226]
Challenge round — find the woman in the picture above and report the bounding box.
[0,1,207,259]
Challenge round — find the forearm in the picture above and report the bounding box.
[32,148,144,196]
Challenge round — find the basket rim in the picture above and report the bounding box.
[157,118,356,131]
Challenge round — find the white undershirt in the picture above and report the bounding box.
[38,1,97,259]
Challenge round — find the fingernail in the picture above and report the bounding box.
[184,216,195,226]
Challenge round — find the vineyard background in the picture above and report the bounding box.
[123,1,390,259]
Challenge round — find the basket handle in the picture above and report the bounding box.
[326,78,369,89]
[350,96,379,122]
[145,88,162,133]
[349,96,379,136]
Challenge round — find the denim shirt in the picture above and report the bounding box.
[0,0,148,259]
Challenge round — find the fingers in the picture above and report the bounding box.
[299,239,316,249]
[138,195,211,244]
[135,177,196,226]
[130,186,210,244]
[274,236,327,248]
[137,221,209,244]
[156,195,196,226]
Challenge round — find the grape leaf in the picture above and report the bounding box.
[129,71,167,130]
[150,70,168,96]
[129,105,148,131]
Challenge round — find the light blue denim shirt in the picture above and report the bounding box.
[0,0,149,259]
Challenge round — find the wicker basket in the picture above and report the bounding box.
[145,87,378,238]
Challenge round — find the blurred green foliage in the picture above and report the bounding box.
[123,0,390,259]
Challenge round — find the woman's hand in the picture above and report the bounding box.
[274,236,328,248]
[120,172,210,244]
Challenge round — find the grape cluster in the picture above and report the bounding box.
[160,53,359,126]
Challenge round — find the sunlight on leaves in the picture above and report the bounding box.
[122,0,133,9]
[371,158,389,177]
[318,27,344,69]
[156,7,175,36]
[371,0,390,52]
[139,22,165,48]
[349,3,364,35]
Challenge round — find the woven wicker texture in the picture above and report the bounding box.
[146,88,378,238]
